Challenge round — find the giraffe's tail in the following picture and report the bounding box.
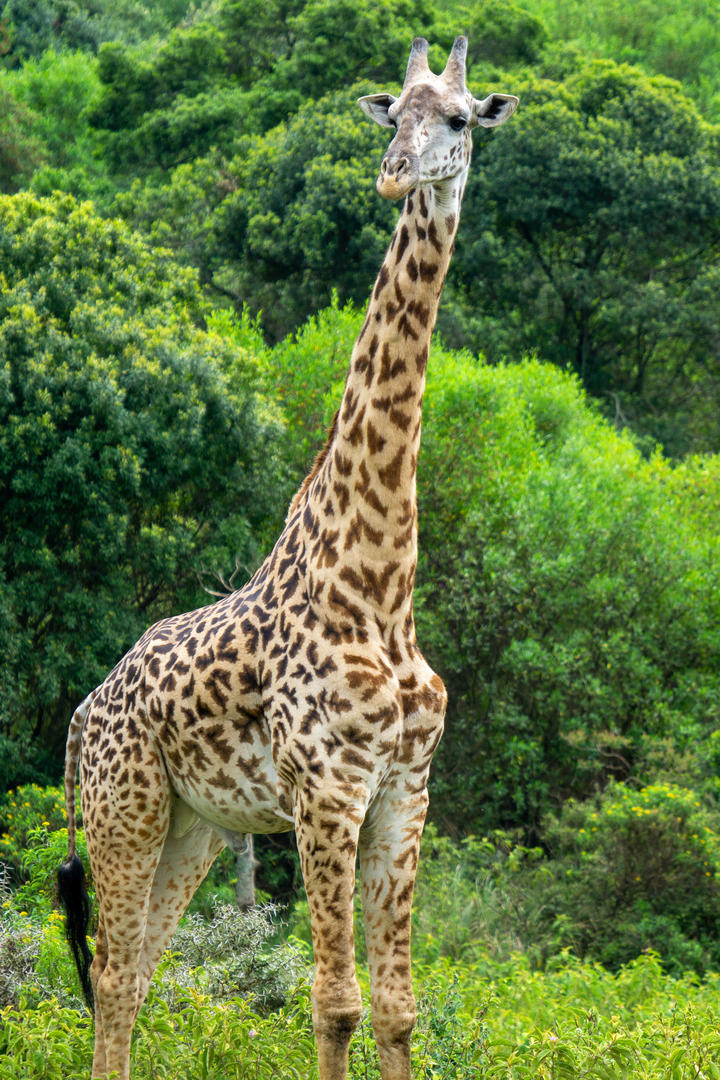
[57,691,96,1011]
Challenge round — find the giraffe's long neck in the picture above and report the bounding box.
[299,176,465,634]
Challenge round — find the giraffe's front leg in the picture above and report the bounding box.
[358,784,429,1080]
[294,783,368,1080]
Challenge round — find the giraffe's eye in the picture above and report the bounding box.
[449,115,467,131]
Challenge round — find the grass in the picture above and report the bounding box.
[3,901,720,1079]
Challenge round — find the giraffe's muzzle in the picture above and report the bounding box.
[377,153,418,200]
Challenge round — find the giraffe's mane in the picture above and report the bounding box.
[286,408,339,520]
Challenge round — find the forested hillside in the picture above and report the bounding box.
[2,2,720,1069]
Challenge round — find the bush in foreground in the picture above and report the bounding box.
[3,897,720,1080]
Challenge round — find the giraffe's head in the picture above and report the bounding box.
[359,36,518,201]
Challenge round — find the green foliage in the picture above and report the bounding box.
[0,191,281,767]
[418,349,720,833]
[16,826,92,917]
[5,807,720,1074]
[88,24,240,170]
[168,901,307,1013]
[445,58,720,454]
[118,89,394,338]
[87,0,430,170]
[542,782,720,976]
[435,1,548,72]
[244,299,356,471]
[2,48,97,157]
[0,976,318,1078]
[0,785,68,875]
[0,49,114,203]
[96,31,720,451]
[6,869,720,1080]
[410,825,551,968]
[0,0,192,66]
[0,84,44,191]
[0,0,104,63]
[531,0,720,120]
[244,0,432,130]
[0,902,86,1011]
[483,949,720,1077]
[347,970,491,1079]
[0,785,92,921]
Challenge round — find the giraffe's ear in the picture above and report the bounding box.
[358,93,397,129]
[470,93,519,129]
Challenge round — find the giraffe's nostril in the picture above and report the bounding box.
[376,153,418,198]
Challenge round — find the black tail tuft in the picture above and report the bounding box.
[57,853,94,1011]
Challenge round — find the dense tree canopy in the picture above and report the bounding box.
[0,192,281,775]
[532,0,720,120]
[86,0,432,170]
[445,60,720,455]
[74,20,720,450]
[0,0,189,63]
[0,85,44,192]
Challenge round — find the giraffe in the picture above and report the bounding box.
[58,35,517,1080]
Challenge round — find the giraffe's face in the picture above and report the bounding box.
[381,83,473,199]
[359,37,518,201]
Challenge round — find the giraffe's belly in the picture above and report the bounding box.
[173,794,294,837]
[159,715,295,835]
[167,764,295,837]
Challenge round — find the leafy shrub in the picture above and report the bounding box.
[5,917,720,1080]
[542,782,720,975]
[0,785,69,877]
[348,969,492,1080]
[168,901,308,1014]
[0,978,318,1079]
[416,353,720,836]
[410,825,551,967]
[0,869,86,1010]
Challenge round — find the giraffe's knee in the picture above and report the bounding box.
[371,990,417,1050]
[312,975,363,1044]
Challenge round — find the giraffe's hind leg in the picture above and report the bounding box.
[82,733,172,1080]
[88,807,224,1077]
[133,815,226,1017]
[89,912,108,1078]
